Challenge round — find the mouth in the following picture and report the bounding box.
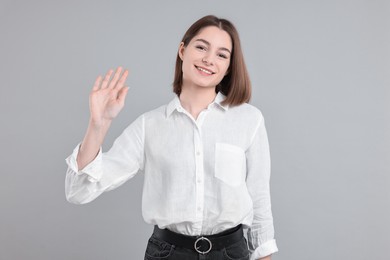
[194,65,215,75]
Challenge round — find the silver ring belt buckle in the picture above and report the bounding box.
[194,236,212,254]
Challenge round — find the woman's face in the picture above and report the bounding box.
[179,26,232,91]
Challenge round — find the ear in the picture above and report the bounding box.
[178,42,185,61]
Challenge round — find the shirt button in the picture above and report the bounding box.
[197,178,202,183]
[197,207,202,211]
[196,151,201,156]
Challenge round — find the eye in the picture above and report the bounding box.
[196,45,206,51]
[218,53,228,59]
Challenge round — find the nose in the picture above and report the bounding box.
[202,54,214,65]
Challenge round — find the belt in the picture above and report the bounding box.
[152,224,243,255]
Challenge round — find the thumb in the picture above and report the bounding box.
[117,86,129,105]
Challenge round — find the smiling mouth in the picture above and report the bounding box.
[195,65,215,75]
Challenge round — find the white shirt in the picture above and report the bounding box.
[65,91,278,259]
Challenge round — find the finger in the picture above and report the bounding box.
[117,86,129,105]
[114,69,129,90]
[108,66,123,89]
[92,75,102,91]
[101,69,114,89]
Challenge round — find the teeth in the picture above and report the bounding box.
[197,66,213,74]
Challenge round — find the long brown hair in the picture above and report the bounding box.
[173,15,251,107]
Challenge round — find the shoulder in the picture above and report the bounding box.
[228,102,265,123]
[136,97,175,125]
[142,103,167,120]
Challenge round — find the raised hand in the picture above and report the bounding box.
[89,66,129,126]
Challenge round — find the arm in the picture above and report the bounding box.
[77,66,129,170]
[65,67,143,204]
[245,112,278,259]
[65,113,145,204]
[76,118,111,170]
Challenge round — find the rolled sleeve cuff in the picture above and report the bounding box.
[249,239,278,260]
[65,143,103,182]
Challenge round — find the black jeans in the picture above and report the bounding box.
[144,227,250,260]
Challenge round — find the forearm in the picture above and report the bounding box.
[76,118,111,170]
[258,255,271,260]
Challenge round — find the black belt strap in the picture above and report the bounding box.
[152,224,244,254]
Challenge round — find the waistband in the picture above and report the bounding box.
[152,224,243,255]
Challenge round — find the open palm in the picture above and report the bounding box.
[89,67,129,125]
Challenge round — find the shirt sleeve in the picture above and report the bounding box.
[245,113,278,259]
[65,114,145,204]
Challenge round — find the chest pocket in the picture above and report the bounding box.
[214,143,246,187]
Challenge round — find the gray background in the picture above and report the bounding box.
[0,0,389,259]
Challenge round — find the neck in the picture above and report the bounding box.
[179,85,217,119]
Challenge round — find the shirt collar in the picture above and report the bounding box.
[166,91,228,118]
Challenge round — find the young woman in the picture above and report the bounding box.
[65,15,278,260]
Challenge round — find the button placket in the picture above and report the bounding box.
[194,124,204,219]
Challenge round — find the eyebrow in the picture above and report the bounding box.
[194,38,231,54]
